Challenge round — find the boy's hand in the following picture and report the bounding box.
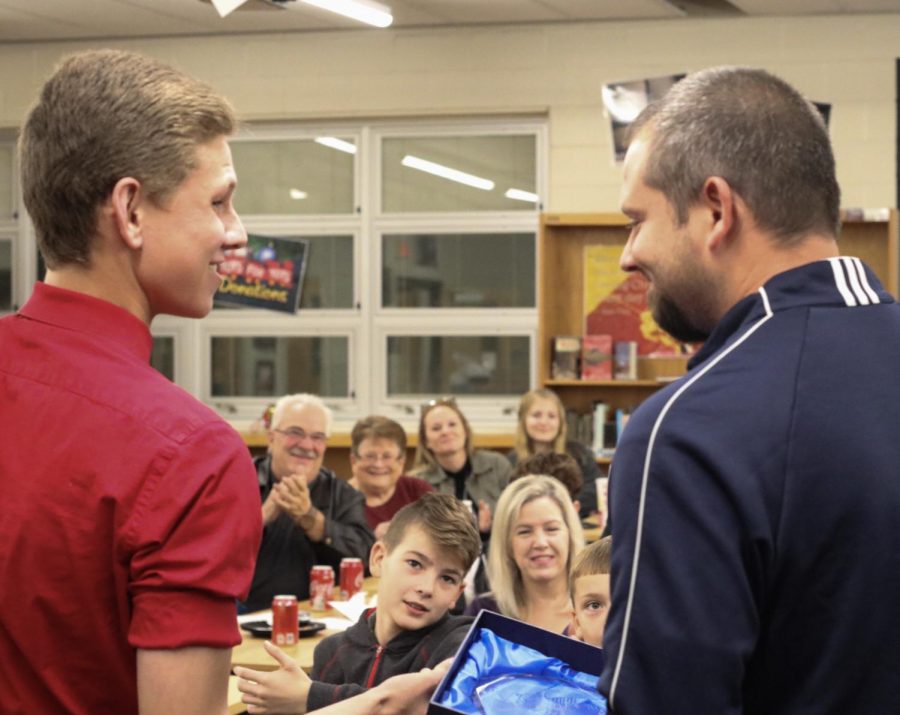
[366,659,451,715]
[234,640,311,714]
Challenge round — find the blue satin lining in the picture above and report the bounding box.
[437,628,608,714]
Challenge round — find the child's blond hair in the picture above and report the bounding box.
[569,536,611,600]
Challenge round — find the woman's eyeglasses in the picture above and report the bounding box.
[420,396,457,415]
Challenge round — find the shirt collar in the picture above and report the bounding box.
[689,258,892,369]
[18,282,153,362]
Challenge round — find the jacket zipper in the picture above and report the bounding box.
[366,645,384,688]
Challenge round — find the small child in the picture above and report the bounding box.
[235,492,480,712]
[569,536,611,648]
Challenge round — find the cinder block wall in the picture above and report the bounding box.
[0,13,897,210]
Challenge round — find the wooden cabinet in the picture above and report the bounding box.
[538,209,900,462]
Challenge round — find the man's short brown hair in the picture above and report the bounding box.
[19,49,236,269]
[382,492,480,573]
[513,451,583,502]
[570,536,612,600]
[351,415,407,456]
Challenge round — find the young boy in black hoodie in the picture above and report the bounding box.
[235,492,480,712]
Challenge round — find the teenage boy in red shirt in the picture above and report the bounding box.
[0,49,261,714]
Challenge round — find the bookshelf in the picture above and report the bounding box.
[538,209,900,463]
[538,212,687,419]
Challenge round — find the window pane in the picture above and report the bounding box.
[0,241,12,312]
[231,139,355,215]
[299,235,354,309]
[211,336,349,397]
[150,336,175,381]
[383,232,534,308]
[387,335,529,396]
[214,234,353,311]
[0,144,12,220]
[382,135,537,212]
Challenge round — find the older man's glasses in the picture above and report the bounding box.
[273,427,327,447]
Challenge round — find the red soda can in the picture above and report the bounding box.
[310,565,334,610]
[271,595,298,646]
[340,557,364,600]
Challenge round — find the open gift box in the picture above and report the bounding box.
[428,610,606,715]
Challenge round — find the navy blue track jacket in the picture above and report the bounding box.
[600,258,900,714]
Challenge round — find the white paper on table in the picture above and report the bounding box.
[238,609,273,626]
[327,591,377,623]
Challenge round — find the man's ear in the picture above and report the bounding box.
[108,176,145,250]
[369,541,387,577]
[700,176,736,252]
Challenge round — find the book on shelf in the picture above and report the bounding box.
[565,408,593,448]
[613,341,638,380]
[551,336,581,380]
[591,402,608,456]
[616,408,631,442]
[581,334,613,380]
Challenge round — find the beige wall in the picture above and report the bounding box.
[0,13,897,211]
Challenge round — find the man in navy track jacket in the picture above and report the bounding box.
[600,66,900,714]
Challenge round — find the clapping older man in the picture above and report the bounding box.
[242,393,374,613]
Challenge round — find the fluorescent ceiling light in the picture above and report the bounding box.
[289,188,308,200]
[401,155,494,191]
[505,188,539,203]
[301,0,393,28]
[314,136,358,154]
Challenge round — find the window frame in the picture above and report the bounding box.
[369,119,545,426]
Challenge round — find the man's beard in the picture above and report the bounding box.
[649,286,713,344]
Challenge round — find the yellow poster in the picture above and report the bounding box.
[583,244,682,355]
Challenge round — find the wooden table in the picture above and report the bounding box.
[231,578,379,673]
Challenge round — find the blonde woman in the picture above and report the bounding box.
[465,475,584,633]
[413,397,512,533]
[508,388,599,517]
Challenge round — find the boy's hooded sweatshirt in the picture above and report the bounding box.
[307,608,472,711]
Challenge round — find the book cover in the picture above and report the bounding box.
[581,334,613,380]
[613,341,638,380]
[591,402,608,456]
[552,336,581,380]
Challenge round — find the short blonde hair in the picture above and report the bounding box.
[513,388,567,461]
[19,49,236,268]
[487,474,584,620]
[569,536,611,601]
[270,393,333,436]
